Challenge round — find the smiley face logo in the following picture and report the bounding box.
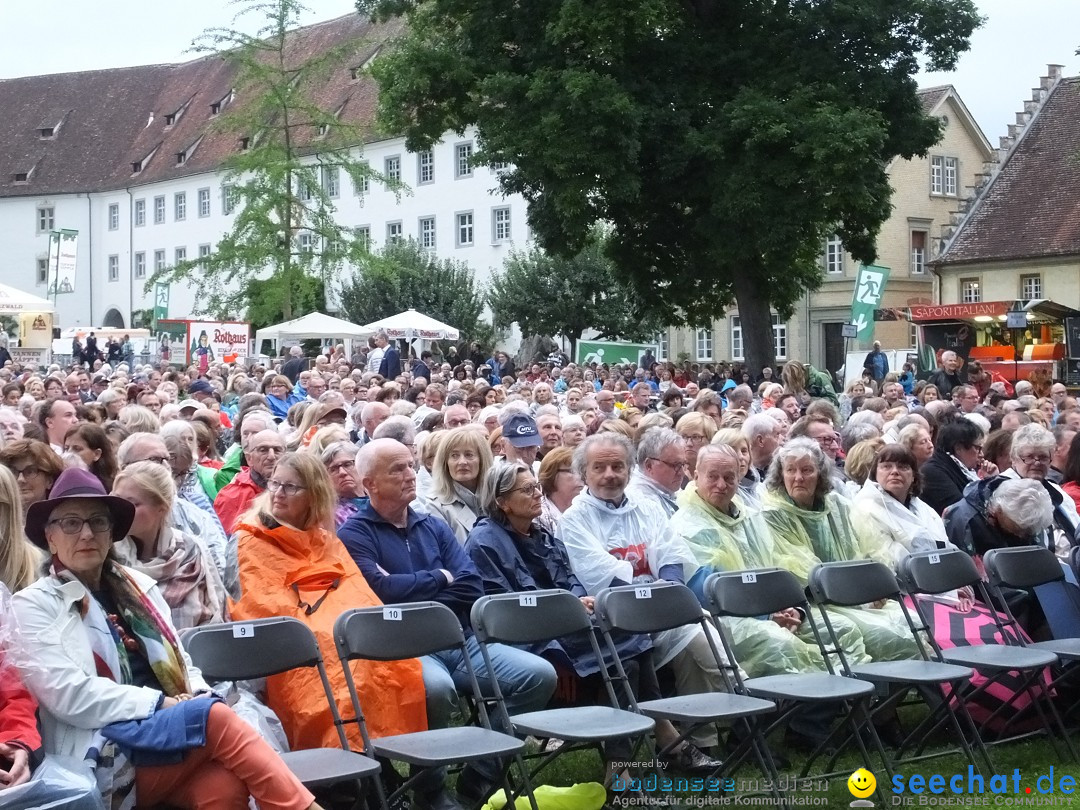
[848,768,876,799]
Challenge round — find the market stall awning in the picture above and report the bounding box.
[359,309,459,341]
[901,300,1080,323]
[0,282,55,314]
[254,312,369,344]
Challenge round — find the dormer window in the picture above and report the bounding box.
[36,112,67,140]
[12,171,29,183]
[317,123,330,137]
[39,127,55,139]
[238,136,251,151]
[131,145,159,176]
[175,136,203,167]
[176,152,186,166]
[164,113,176,127]
[210,89,234,117]
[131,161,143,174]
[349,66,361,81]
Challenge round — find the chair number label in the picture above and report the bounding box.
[383,608,403,621]
[519,594,537,607]
[232,624,253,638]
[741,572,757,584]
[928,554,941,565]
[635,587,652,599]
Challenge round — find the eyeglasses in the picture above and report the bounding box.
[648,457,689,473]
[134,455,170,466]
[327,461,355,475]
[12,466,42,480]
[48,515,113,536]
[682,434,708,443]
[267,480,307,496]
[1018,454,1051,465]
[507,481,543,495]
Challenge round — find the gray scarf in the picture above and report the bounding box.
[453,481,481,514]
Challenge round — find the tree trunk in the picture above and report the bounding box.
[732,271,777,375]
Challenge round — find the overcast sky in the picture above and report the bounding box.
[1,0,1077,142]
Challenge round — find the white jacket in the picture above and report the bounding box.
[424,492,479,545]
[11,566,208,759]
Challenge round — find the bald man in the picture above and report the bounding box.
[354,401,390,445]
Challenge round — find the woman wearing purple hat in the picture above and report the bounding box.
[9,468,321,810]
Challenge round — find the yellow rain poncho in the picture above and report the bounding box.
[669,485,867,677]
[761,489,919,662]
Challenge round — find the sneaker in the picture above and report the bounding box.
[660,743,723,774]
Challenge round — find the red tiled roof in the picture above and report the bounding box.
[0,13,401,198]
[937,77,1080,266]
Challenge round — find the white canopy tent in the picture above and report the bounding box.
[359,309,460,341]
[0,283,55,314]
[255,312,369,346]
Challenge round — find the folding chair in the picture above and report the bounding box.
[704,568,890,799]
[983,547,1080,725]
[470,590,656,795]
[183,617,385,808]
[807,559,992,774]
[593,582,781,798]
[334,602,535,810]
[898,548,1077,762]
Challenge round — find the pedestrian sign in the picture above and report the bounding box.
[850,265,890,341]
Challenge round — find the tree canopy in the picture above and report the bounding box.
[151,0,377,320]
[358,0,981,371]
[487,227,667,356]
[337,239,490,345]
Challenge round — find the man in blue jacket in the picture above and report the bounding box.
[376,331,402,379]
[339,439,556,810]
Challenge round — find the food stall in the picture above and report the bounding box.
[899,300,1080,384]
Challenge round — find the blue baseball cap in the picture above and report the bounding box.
[503,412,541,448]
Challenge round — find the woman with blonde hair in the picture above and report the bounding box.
[711,427,760,508]
[231,453,425,751]
[416,429,446,500]
[841,438,887,498]
[117,404,161,435]
[111,461,226,629]
[0,466,42,591]
[618,406,643,430]
[536,446,581,535]
[597,418,634,439]
[426,426,494,543]
[675,411,717,479]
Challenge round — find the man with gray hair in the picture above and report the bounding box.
[626,427,687,517]
[372,414,418,464]
[743,412,785,479]
[725,384,753,413]
[1049,424,1076,485]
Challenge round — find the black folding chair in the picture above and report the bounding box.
[470,590,655,794]
[183,617,385,809]
[807,559,992,774]
[898,548,1076,762]
[983,547,1080,723]
[593,582,781,800]
[334,602,536,810]
[704,568,890,799]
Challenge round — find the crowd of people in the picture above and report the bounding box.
[2,332,1080,809]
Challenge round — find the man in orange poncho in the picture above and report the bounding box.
[229,452,426,753]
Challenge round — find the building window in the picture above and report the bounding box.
[199,244,211,258]
[931,155,959,196]
[354,226,371,250]
[108,255,119,282]
[384,155,401,183]
[456,212,474,247]
[417,150,434,184]
[198,188,211,218]
[491,161,509,172]
[1021,274,1043,300]
[223,185,238,215]
[730,316,744,361]
[455,142,473,178]
[772,314,788,360]
[824,234,844,274]
[961,277,981,304]
[386,221,403,244]
[492,206,512,243]
[174,192,186,221]
[910,322,919,349]
[297,178,313,201]
[353,166,369,195]
[154,250,166,272]
[297,232,315,254]
[174,247,187,265]
[321,165,339,198]
[134,252,146,279]
[154,196,165,224]
[134,199,146,227]
[696,328,713,362]
[655,331,668,362]
[37,206,54,233]
[108,203,119,231]
[419,216,436,250]
[36,257,48,285]
[910,230,928,275]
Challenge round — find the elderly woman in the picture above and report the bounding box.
[425,426,493,543]
[0,440,64,517]
[761,438,917,662]
[110,461,226,629]
[262,374,298,421]
[465,460,713,771]
[229,452,425,752]
[9,468,321,809]
[675,412,716,480]
[0,409,25,444]
[560,415,586,448]
[919,418,996,515]
[162,420,218,507]
[897,423,934,466]
[711,428,760,509]
[536,446,581,535]
[321,441,366,528]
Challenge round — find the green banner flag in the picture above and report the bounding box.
[575,340,656,367]
[850,264,891,341]
[153,283,170,330]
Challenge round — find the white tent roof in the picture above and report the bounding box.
[0,283,55,314]
[359,309,459,341]
[255,312,368,344]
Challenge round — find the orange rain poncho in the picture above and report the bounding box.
[230,515,427,751]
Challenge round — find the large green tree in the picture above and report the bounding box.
[358,0,980,372]
[487,227,667,357]
[337,239,490,345]
[151,0,377,320]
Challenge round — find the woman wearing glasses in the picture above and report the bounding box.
[9,468,322,809]
[0,439,64,517]
[230,452,426,752]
